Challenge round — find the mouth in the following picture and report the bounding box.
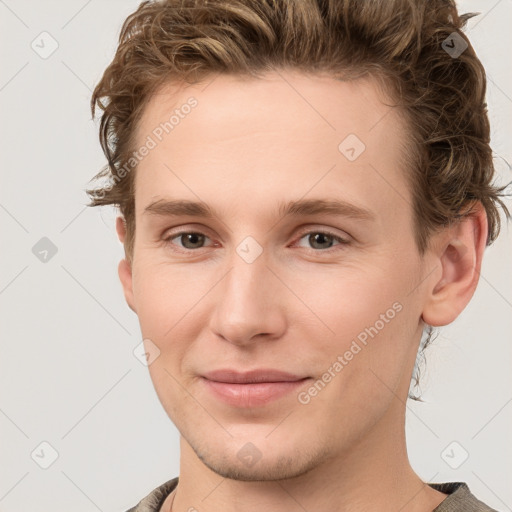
[200,369,311,407]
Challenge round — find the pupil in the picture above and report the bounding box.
[184,233,203,248]
[310,233,332,249]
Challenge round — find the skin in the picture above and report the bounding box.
[115,70,487,512]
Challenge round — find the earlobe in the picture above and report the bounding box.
[421,203,488,327]
[115,216,136,313]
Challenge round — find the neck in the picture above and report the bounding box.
[162,394,447,512]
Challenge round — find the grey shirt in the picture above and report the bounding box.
[125,478,498,511]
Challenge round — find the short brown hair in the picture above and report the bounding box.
[87,0,510,397]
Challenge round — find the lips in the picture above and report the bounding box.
[201,368,307,384]
[200,369,311,407]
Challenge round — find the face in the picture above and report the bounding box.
[120,71,431,481]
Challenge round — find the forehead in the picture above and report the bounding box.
[133,71,411,223]
[137,70,405,146]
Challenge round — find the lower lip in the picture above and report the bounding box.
[201,377,310,407]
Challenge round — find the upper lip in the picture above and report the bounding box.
[202,369,308,384]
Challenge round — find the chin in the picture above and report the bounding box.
[191,436,327,483]
[199,455,316,482]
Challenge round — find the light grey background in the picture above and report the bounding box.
[0,1,511,511]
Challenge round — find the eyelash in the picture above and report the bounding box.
[162,228,350,254]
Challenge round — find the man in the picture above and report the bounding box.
[87,0,509,510]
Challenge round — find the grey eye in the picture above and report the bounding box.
[296,231,347,250]
[171,232,208,249]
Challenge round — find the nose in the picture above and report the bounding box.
[208,251,287,347]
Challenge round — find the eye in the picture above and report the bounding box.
[163,231,214,251]
[295,230,350,251]
[162,228,350,253]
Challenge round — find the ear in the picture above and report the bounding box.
[421,202,488,326]
[116,216,136,313]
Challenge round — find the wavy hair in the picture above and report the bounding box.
[87,0,510,399]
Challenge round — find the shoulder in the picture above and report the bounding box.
[124,478,500,512]
[429,482,499,512]
[125,477,179,512]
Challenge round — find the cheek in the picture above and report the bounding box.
[292,272,417,439]
[288,261,409,339]
[289,259,419,390]
[131,261,207,413]
[132,259,209,340]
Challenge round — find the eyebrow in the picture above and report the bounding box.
[143,198,375,222]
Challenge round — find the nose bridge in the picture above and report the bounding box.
[221,230,270,296]
[210,238,285,345]
[222,242,271,313]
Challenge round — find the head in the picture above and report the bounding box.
[87,0,509,481]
